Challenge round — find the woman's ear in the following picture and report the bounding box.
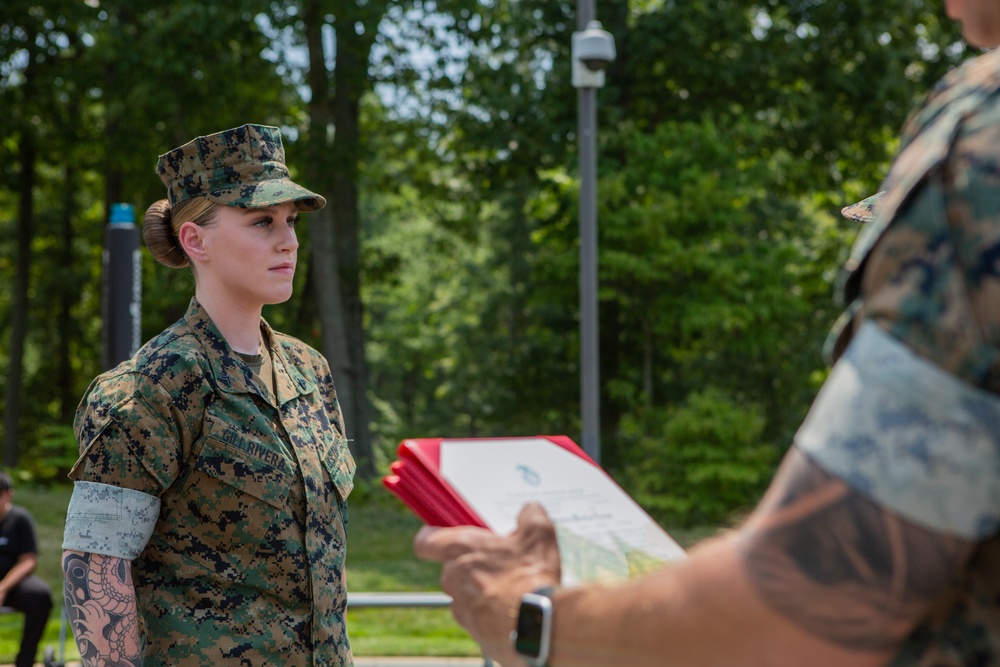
[177,221,208,262]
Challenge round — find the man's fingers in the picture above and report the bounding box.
[516,502,558,546]
[438,554,477,600]
[414,524,495,562]
[516,502,552,527]
[413,526,453,562]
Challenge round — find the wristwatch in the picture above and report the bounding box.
[510,586,556,667]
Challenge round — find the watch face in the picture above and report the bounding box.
[514,592,552,664]
[515,603,545,655]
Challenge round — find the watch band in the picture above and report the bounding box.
[530,585,556,599]
[511,586,556,667]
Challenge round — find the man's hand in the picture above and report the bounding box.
[414,503,562,665]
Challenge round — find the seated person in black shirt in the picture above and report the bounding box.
[0,472,53,667]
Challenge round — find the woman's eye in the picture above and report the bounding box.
[254,217,273,228]
[288,217,301,228]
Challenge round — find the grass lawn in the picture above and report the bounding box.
[0,483,719,663]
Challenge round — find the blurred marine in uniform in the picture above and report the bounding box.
[62,124,356,667]
[414,2,1000,666]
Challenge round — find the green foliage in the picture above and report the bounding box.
[0,1,979,522]
[624,0,965,189]
[0,0,305,455]
[16,424,79,485]
[621,388,778,527]
[519,116,857,479]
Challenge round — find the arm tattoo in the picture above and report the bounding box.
[63,551,143,667]
[741,448,973,652]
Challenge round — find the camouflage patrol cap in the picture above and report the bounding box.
[841,191,885,223]
[156,124,326,211]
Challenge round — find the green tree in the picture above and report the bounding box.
[0,0,98,466]
[596,118,852,468]
[362,0,971,515]
[0,0,981,528]
[621,387,775,526]
[275,0,491,478]
[0,1,298,468]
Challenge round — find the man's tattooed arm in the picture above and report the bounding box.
[63,550,143,667]
[740,448,975,652]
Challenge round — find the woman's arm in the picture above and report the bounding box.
[62,549,143,667]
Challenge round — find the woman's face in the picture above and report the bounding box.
[946,0,1000,48]
[187,201,301,309]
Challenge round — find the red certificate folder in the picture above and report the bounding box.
[385,435,687,584]
[382,435,603,528]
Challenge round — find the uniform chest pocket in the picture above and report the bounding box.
[157,432,293,581]
[320,431,356,501]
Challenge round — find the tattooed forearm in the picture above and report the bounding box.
[63,550,143,667]
[740,448,974,652]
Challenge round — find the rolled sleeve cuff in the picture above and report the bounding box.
[796,321,1000,539]
[62,481,161,559]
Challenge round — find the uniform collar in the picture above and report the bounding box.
[840,48,1000,304]
[182,298,315,405]
[262,318,317,405]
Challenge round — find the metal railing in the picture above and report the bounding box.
[348,592,493,667]
[348,591,452,608]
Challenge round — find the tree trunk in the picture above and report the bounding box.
[2,19,40,468]
[2,127,37,468]
[58,164,78,422]
[308,206,355,450]
[642,315,653,410]
[329,26,376,480]
[103,64,124,215]
[599,296,621,469]
[302,0,379,480]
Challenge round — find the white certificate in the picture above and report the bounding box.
[440,437,686,586]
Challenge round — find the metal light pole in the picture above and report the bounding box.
[572,11,615,464]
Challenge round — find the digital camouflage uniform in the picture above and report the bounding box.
[68,299,355,666]
[64,124,354,666]
[796,49,1000,664]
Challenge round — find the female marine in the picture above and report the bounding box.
[62,124,356,667]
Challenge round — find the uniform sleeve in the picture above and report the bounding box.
[796,95,1000,540]
[71,371,185,494]
[860,94,1000,386]
[65,370,186,558]
[62,481,161,559]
